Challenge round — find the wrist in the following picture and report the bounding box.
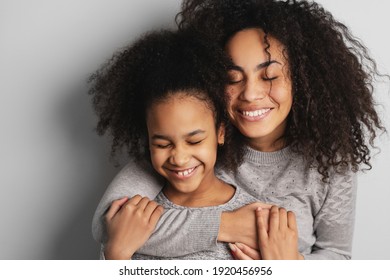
[104,243,134,260]
[218,211,232,242]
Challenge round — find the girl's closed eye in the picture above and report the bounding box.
[187,139,205,145]
[153,142,172,149]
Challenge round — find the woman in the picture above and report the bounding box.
[91,0,385,259]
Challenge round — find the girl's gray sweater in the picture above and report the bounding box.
[131,187,257,260]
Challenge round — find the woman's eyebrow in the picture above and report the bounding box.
[229,65,244,72]
[254,60,281,71]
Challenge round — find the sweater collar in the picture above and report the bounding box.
[244,145,293,164]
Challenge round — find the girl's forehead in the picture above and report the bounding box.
[146,92,218,136]
[148,92,214,115]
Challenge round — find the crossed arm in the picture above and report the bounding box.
[102,195,269,259]
[93,160,355,260]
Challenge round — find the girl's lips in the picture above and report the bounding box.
[167,165,199,180]
[238,108,273,121]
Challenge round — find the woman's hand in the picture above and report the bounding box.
[230,206,303,260]
[104,195,164,260]
[218,202,271,249]
[257,206,303,260]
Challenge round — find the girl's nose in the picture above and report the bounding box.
[169,146,190,166]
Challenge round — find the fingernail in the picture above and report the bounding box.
[257,206,262,212]
[228,243,237,252]
[235,242,244,250]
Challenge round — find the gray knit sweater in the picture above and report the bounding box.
[130,187,257,260]
[92,146,357,260]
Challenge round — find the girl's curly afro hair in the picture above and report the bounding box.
[88,28,243,171]
[177,0,387,181]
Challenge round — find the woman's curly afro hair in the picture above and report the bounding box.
[177,0,387,181]
[88,28,242,171]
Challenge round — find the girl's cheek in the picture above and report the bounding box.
[199,145,218,162]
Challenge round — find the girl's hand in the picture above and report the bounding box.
[218,202,271,249]
[104,195,164,260]
[256,206,304,260]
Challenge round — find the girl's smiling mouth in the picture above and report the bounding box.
[166,166,199,179]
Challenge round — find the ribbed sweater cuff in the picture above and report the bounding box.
[190,209,222,251]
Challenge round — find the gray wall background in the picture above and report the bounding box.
[1,0,389,260]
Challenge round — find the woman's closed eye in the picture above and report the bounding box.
[261,65,281,81]
[228,70,244,84]
[228,79,243,85]
[262,76,278,81]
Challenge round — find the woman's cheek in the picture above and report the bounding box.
[269,80,292,103]
[225,87,238,113]
[225,84,240,97]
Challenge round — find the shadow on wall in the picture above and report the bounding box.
[49,82,122,259]
[43,9,180,259]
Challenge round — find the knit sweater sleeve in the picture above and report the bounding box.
[91,159,220,257]
[303,170,357,260]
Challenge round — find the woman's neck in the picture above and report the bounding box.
[246,120,288,152]
[247,136,287,152]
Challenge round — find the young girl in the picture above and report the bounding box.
[92,0,386,260]
[89,29,262,259]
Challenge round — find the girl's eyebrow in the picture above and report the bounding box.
[187,129,206,137]
[229,60,281,72]
[151,134,170,140]
[151,129,205,140]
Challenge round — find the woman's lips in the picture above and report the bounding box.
[238,108,272,121]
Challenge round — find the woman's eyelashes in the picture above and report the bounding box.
[262,76,278,81]
[228,70,279,84]
[262,68,279,81]
[228,80,242,85]
[228,71,243,84]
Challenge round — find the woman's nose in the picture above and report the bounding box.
[241,78,268,101]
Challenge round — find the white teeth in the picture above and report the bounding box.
[242,108,270,117]
[177,167,195,177]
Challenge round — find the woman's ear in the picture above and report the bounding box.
[217,123,225,146]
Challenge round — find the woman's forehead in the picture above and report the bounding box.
[226,28,287,67]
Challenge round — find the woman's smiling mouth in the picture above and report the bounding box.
[238,108,273,121]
